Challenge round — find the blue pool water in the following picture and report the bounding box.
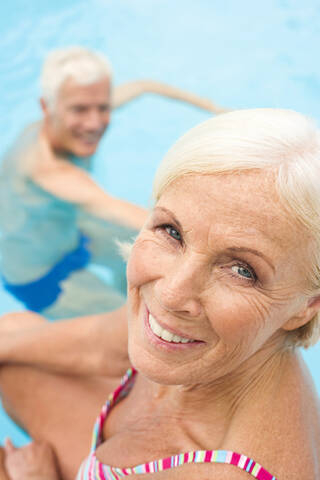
[0,0,320,445]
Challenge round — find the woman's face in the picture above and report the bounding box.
[127,172,312,386]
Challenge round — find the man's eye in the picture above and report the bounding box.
[231,265,255,280]
[71,106,86,113]
[165,226,181,241]
[99,105,110,112]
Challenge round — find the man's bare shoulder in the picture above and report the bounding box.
[1,122,41,176]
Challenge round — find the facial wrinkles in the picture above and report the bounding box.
[191,184,301,316]
[158,187,273,271]
[127,172,313,393]
[150,210,285,335]
[186,175,307,286]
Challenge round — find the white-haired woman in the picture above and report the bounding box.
[0,46,224,320]
[1,108,320,480]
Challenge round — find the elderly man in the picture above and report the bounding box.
[0,46,225,319]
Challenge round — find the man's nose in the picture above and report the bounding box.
[84,110,108,130]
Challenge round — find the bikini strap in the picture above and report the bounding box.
[90,367,137,452]
[107,450,277,479]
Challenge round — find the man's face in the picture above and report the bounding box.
[42,76,111,157]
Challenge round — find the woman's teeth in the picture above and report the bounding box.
[149,313,195,344]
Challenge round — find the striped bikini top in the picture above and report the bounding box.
[76,368,278,480]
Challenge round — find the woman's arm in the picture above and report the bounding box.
[112,79,228,113]
[0,447,10,480]
[3,439,60,480]
[0,306,129,377]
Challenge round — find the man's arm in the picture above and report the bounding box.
[30,133,148,231]
[112,79,228,113]
[0,306,129,377]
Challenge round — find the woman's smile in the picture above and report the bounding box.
[144,306,205,349]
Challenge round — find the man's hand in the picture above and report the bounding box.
[4,439,60,480]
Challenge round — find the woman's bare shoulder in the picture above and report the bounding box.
[223,354,320,479]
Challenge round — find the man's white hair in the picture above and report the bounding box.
[152,108,320,348]
[40,46,112,110]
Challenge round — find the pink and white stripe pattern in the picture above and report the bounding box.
[76,368,278,480]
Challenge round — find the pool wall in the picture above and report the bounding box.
[1,0,320,445]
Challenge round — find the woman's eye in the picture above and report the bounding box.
[231,265,255,280]
[164,225,181,241]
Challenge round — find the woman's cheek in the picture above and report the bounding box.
[208,286,271,345]
[127,237,165,289]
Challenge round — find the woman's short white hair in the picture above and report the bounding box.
[40,46,112,110]
[153,108,320,348]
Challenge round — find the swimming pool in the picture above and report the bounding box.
[1,0,320,445]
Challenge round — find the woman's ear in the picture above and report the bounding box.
[282,295,320,332]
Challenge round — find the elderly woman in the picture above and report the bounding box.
[1,108,320,480]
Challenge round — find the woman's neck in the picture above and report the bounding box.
[132,346,295,447]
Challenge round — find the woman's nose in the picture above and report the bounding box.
[155,258,205,317]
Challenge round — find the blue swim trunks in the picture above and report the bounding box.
[2,234,91,312]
